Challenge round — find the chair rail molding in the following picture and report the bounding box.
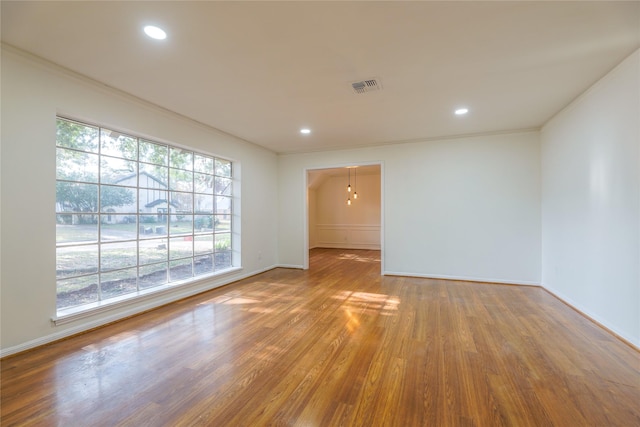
[315,223,381,250]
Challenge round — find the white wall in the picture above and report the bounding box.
[0,47,279,355]
[541,50,640,346]
[314,172,381,249]
[279,131,541,285]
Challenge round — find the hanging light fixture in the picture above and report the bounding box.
[353,168,358,199]
[347,168,352,205]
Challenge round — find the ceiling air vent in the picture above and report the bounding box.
[351,78,382,94]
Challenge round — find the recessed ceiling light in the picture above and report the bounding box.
[144,25,167,40]
[455,108,469,115]
[300,128,311,134]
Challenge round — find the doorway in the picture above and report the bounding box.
[304,163,384,274]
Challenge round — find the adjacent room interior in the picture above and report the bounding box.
[1,1,638,425]
[306,165,382,269]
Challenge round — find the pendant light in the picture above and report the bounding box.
[347,168,352,205]
[353,168,358,199]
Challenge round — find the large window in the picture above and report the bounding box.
[56,117,234,311]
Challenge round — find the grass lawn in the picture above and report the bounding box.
[56,219,232,301]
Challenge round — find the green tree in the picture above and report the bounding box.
[215,159,232,177]
[140,140,168,165]
[101,185,135,209]
[101,130,137,159]
[56,182,134,223]
[56,118,99,152]
[56,119,135,223]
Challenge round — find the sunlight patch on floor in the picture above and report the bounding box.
[336,253,380,263]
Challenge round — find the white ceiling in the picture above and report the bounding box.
[2,1,639,154]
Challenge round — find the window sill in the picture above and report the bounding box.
[52,266,242,326]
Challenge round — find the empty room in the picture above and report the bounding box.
[1,2,639,426]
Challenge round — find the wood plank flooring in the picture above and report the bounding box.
[1,248,639,426]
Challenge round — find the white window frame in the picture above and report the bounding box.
[54,117,239,320]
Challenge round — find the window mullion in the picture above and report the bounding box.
[97,127,103,303]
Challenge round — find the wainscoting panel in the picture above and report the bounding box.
[316,224,380,250]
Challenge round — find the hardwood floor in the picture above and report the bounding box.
[1,248,639,426]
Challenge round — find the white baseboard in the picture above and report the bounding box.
[2,295,200,358]
[0,265,279,358]
[275,264,304,269]
[542,283,639,349]
[383,270,540,287]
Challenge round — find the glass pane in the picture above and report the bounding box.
[194,234,213,255]
[101,186,136,213]
[214,251,232,270]
[169,169,193,191]
[100,241,137,272]
[194,215,214,232]
[139,189,167,212]
[170,215,192,235]
[215,196,231,215]
[194,194,213,213]
[170,191,193,213]
[139,238,168,265]
[56,119,99,152]
[101,156,137,185]
[194,172,214,194]
[170,148,193,171]
[194,154,214,174]
[169,237,193,260]
[56,182,99,213]
[194,254,213,276]
[214,215,231,233]
[139,140,168,166]
[57,274,99,309]
[139,164,168,189]
[170,258,193,281]
[100,215,137,241]
[101,130,137,160]
[139,210,168,238]
[215,177,232,196]
[100,267,138,299]
[139,263,168,289]
[57,148,99,182]
[215,158,232,177]
[215,233,231,251]
[56,245,98,279]
[56,218,98,243]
